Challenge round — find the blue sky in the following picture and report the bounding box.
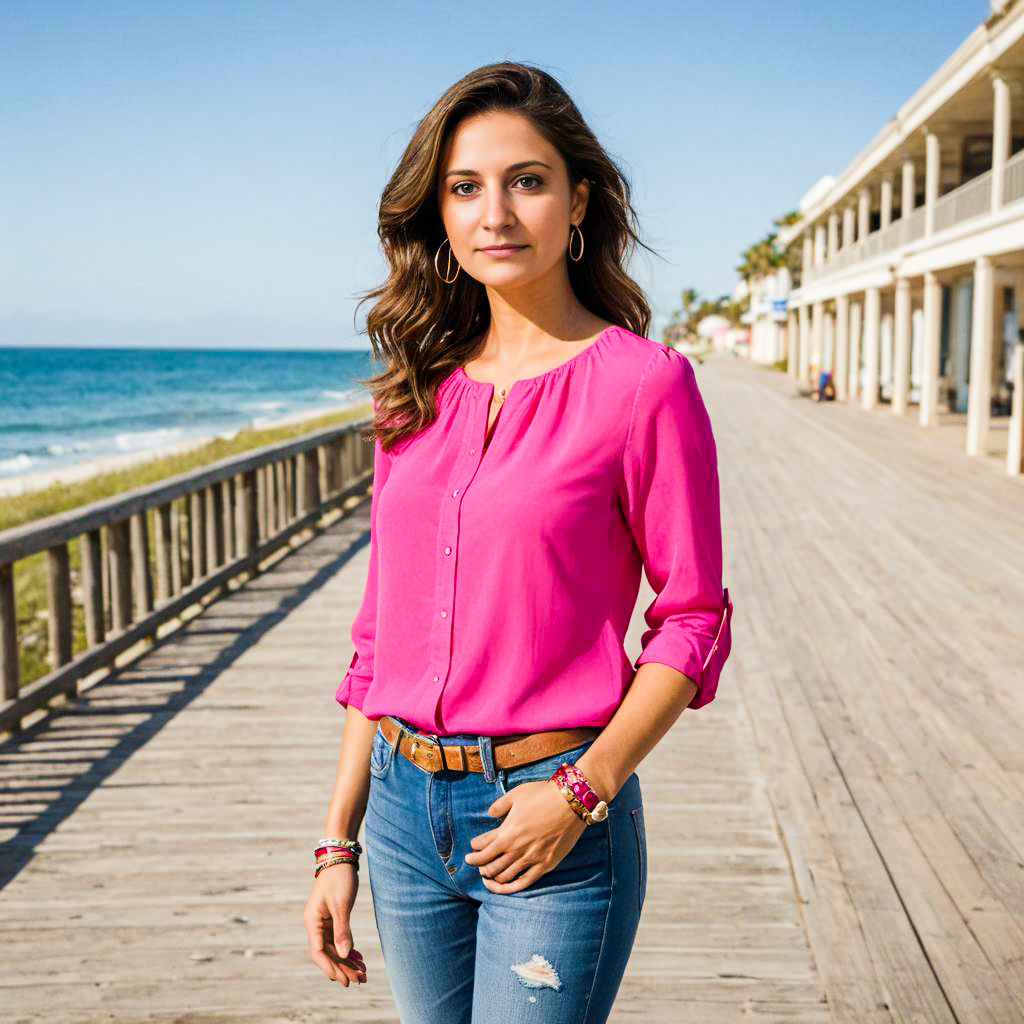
[0,1,988,349]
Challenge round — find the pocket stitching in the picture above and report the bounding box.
[369,727,392,779]
[631,805,647,914]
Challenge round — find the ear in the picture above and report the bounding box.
[570,177,591,226]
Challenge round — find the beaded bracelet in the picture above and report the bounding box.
[315,853,359,878]
[549,762,609,825]
[313,837,361,877]
[317,838,362,854]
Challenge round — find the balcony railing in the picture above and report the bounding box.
[933,170,992,233]
[1005,148,1024,205]
[801,165,1017,287]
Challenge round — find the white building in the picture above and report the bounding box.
[738,267,792,365]
[780,0,1024,475]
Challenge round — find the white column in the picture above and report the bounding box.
[991,71,1011,212]
[880,177,893,230]
[799,303,811,383]
[901,155,915,218]
[892,277,912,415]
[919,271,942,427]
[824,308,835,371]
[1009,335,1024,474]
[835,294,850,401]
[802,232,813,273]
[787,310,798,378]
[966,255,994,455]
[814,223,827,266]
[842,205,855,249]
[862,287,881,411]
[811,301,824,383]
[858,187,871,240]
[924,130,940,235]
[827,212,839,260]
[849,299,863,401]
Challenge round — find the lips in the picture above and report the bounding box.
[481,245,526,251]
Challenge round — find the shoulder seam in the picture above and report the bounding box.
[620,346,668,477]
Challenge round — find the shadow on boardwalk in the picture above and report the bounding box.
[0,515,373,891]
[1,354,1022,1022]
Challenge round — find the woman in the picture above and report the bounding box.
[303,61,734,1023]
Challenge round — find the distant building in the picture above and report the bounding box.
[776,0,1024,474]
[736,267,792,365]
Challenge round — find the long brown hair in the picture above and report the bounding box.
[353,60,655,452]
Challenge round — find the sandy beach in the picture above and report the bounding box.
[0,399,371,500]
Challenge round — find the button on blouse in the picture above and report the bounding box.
[335,325,734,736]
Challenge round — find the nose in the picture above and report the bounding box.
[481,185,515,231]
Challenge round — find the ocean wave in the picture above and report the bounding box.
[240,400,286,412]
[47,440,95,456]
[114,427,185,452]
[0,453,35,474]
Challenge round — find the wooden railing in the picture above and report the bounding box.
[0,415,374,735]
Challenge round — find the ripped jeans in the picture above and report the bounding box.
[363,715,647,1024]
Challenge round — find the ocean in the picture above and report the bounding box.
[0,346,380,481]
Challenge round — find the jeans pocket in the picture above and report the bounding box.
[369,724,394,780]
[631,804,647,914]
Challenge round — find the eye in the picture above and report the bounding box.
[515,174,542,189]
[451,181,478,197]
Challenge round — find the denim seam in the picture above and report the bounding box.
[443,776,456,866]
[581,810,615,1020]
[631,806,646,915]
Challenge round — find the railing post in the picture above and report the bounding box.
[206,484,224,571]
[298,449,319,514]
[155,503,174,604]
[190,491,206,580]
[274,461,287,525]
[82,528,105,647]
[317,443,329,506]
[108,520,133,632]
[238,469,259,556]
[255,467,267,541]
[46,543,74,680]
[1,562,20,714]
[130,511,154,616]
[221,479,235,562]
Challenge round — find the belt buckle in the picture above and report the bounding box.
[406,726,444,773]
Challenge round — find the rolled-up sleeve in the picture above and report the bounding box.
[334,430,392,712]
[618,347,734,709]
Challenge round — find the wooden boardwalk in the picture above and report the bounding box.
[1,355,1022,1022]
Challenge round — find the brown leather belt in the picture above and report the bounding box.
[377,715,600,774]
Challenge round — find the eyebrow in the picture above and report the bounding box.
[444,160,552,179]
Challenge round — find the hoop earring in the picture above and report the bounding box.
[568,223,584,262]
[434,238,460,283]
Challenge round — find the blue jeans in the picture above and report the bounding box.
[364,716,647,1023]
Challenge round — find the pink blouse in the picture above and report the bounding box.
[335,325,734,736]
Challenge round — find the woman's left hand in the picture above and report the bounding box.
[465,778,588,893]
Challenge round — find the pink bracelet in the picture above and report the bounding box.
[549,762,609,824]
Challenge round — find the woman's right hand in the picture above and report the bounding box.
[303,864,368,986]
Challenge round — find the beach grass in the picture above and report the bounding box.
[2,400,372,696]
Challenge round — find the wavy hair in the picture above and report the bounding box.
[352,60,655,452]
